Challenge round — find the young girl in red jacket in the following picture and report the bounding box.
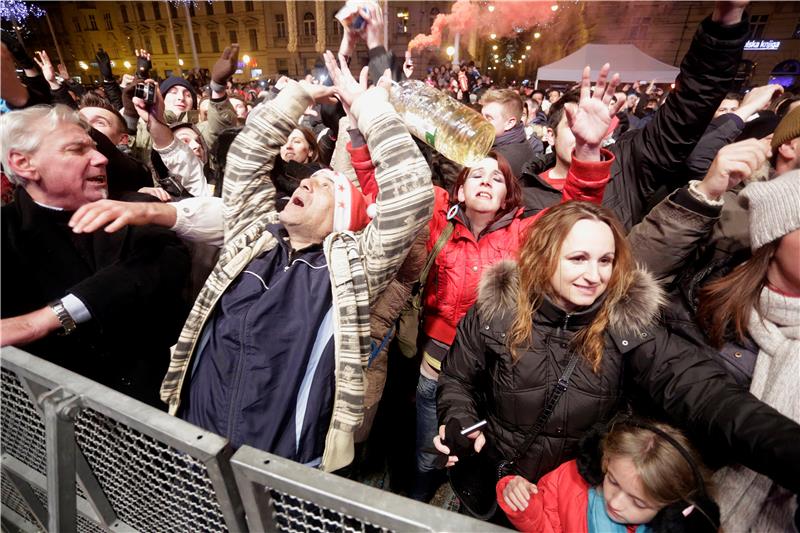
[497,419,719,533]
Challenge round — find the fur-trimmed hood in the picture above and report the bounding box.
[475,260,666,335]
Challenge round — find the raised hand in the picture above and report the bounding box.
[135,49,152,79]
[57,62,70,81]
[566,63,622,161]
[211,43,239,86]
[502,475,539,512]
[735,83,784,120]
[362,3,385,50]
[698,137,771,200]
[96,47,113,81]
[132,79,166,127]
[323,50,366,113]
[33,50,57,85]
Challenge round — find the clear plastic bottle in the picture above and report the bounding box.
[388,80,496,167]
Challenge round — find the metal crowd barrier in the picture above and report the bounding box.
[1,347,506,532]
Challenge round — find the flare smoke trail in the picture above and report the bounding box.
[408,0,556,52]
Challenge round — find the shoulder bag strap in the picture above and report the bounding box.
[417,222,454,294]
[506,350,582,467]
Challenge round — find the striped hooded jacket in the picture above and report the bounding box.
[159,82,434,472]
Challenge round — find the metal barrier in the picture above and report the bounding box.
[230,446,507,533]
[1,347,507,532]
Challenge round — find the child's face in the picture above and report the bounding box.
[602,455,661,525]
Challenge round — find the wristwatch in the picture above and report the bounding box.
[48,300,77,336]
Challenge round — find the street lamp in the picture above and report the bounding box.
[521,54,526,59]
[446,46,455,58]
[178,58,184,66]
[526,45,531,50]
[79,61,88,70]
[123,60,132,69]
[492,45,497,51]
[242,54,251,64]
[487,4,495,12]
[551,4,559,11]
[490,33,496,40]
[534,32,541,39]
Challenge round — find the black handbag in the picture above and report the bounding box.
[448,350,581,520]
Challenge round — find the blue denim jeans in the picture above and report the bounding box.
[415,373,440,473]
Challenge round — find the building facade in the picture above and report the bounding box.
[21,1,800,87]
[26,0,452,83]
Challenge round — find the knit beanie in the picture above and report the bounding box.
[160,76,198,109]
[738,169,800,250]
[314,169,375,232]
[771,105,800,150]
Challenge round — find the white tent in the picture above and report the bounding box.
[536,44,680,87]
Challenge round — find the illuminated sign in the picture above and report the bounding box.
[744,40,781,51]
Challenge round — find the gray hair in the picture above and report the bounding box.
[0,104,87,186]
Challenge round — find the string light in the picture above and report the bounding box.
[0,0,46,24]
[490,33,496,39]
[534,32,541,39]
[526,45,532,50]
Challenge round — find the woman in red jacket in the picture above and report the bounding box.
[497,419,718,533]
[411,64,623,501]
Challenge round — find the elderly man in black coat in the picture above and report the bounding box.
[0,104,190,407]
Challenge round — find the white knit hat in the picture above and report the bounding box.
[738,170,800,251]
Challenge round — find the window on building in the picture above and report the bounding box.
[276,57,289,75]
[229,30,238,44]
[276,14,287,38]
[794,20,800,39]
[73,17,82,32]
[194,33,202,53]
[225,1,234,14]
[396,8,409,33]
[88,15,98,30]
[104,13,113,30]
[160,35,169,54]
[176,34,185,54]
[245,0,254,12]
[169,3,178,19]
[628,16,651,40]
[249,28,259,50]
[120,5,129,23]
[136,3,145,21]
[188,3,195,17]
[749,14,769,40]
[144,36,153,54]
[210,31,220,52]
[331,16,342,36]
[151,1,161,20]
[303,12,316,36]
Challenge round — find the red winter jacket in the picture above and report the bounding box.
[422,150,614,348]
[497,460,640,533]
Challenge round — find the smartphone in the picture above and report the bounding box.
[460,419,488,436]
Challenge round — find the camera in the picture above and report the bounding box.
[134,83,155,107]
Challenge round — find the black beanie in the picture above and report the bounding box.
[160,76,198,109]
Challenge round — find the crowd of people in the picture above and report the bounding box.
[1,1,799,531]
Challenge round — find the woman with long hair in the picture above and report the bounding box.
[691,172,799,532]
[410,66,621,501]
[434,199,800,522]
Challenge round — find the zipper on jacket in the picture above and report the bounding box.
[226,312,250,442]
[562,313,571,332]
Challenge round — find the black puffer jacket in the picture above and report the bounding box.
[519,16,749,230]
[438,261,800,493]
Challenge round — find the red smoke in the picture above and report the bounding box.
[408,0,556,52]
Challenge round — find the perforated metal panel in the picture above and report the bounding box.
[73,408,228,532]
[268,489,391,533]
[0,368,47,476]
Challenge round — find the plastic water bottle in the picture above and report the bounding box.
[388,80,496,167]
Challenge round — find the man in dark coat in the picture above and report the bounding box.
[480,88,537,179]
[521,1,750,230]
[0,104,190,407]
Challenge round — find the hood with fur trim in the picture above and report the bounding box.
[475,260,666,336]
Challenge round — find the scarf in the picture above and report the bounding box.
[714,287,800,532]
[494,123,528,147]
[587,487,651,533]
